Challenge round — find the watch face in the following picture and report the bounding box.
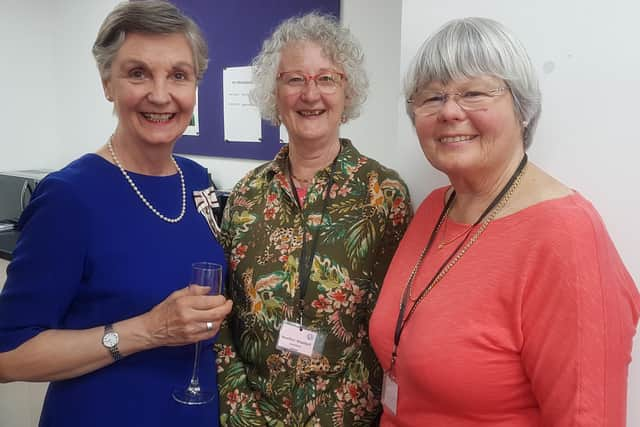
[103,332,118,348]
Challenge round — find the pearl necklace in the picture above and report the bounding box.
[108,137,186,223]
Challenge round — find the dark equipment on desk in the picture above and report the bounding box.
[0,170,51,226]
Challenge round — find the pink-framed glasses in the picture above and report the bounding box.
[277,70,346,94]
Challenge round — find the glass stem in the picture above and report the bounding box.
[187,341,202,393]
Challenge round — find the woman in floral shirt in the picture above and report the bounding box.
[214,13,412,427]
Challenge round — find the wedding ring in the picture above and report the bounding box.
[206,321,214,331]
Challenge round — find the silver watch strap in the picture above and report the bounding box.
[104,323,122,361]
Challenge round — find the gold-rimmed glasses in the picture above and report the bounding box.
[408,87,510,117]
[277,70,346,94]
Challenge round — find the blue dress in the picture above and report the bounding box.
[0,154,224,427]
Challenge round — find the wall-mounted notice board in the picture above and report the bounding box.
[172,0,341,161]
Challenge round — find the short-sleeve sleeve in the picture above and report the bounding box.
[0,175,89,352]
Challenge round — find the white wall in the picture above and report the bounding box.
[0,0,119,172]
[340,0,403,169]
[1,0,638,425]
[49,0,120,164]
[0,1,60,171]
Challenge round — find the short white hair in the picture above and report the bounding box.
[404,17,541,149]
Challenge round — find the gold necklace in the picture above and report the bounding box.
[438,213,475,249]
[288,140,341,187]
[290,172,313,185]
[408,162,528,302]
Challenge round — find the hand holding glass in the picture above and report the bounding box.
[172,262,223,405]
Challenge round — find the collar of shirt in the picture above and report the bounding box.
[263,138,362,194]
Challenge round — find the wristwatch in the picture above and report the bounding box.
[102,323,122,361]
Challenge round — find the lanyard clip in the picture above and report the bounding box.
[390,344,398,371]
[298,300,304,329]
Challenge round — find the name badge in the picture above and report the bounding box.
[276,320,326,358]
[382,371,399,415]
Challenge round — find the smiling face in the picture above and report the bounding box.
[276,41,346,149]
[103,32,196,149]
[413,75,524,180]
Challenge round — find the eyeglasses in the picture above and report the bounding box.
[408,87,510,116]
[277,70,346,94]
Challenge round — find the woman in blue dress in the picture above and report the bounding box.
[0,2,232,426]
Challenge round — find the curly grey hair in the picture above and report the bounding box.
[251,12,369,125]
[92,0,208,82]
[404,17,541,149]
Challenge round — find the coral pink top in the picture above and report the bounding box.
[370,187,640,427]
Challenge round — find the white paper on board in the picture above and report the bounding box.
[223,66,262,142]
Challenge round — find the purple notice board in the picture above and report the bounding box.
[172,0,341,161]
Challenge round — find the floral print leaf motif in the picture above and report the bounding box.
[248,173,270,191]
[244,271,293,319]
[327,309,354,344]
[238,319,270,364]
[230,243,249,271]
[309,255,347,290]
[345,214,380,269]
[282,254,300,297]
[242,268,265,315]
[216,140,413,427]
[327,198,364,216]
[322,209,383,271]
[345,357,369,383]
[221,362,250,391]
[223,388,266,427]
[231,210,257,234]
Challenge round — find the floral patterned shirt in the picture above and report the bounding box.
[215,139,412,427]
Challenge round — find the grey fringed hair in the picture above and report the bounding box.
[404,17,541,149]
[251,12,369,125]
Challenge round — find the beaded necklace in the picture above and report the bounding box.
[108,137,186,223]
[389,155,528,374]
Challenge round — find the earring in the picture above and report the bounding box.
[522,120,529,128]
[274,105,282,126]
[341,113,347,123]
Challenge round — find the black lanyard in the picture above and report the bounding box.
[288,155,339,325]
[390,154,528,371]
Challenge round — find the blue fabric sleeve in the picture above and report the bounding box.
[0,174,89,352]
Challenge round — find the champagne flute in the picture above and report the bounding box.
[172,262,223,405]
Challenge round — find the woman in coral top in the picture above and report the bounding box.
[369,17,640,426]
